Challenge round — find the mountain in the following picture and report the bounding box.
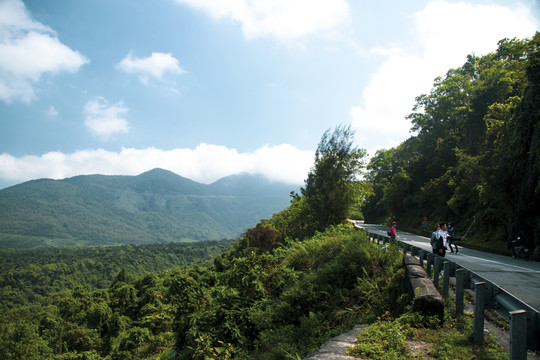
[0,169,298,248]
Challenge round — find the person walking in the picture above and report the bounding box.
[430,223,447,257]
[430,224,441,252]
[447,223,458,253]
[388,221,397,242]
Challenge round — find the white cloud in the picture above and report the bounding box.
[117,52,184,84]
[175,0,350,41]
[350,0,538,155]
[83,97,130,138]
[46,105,58,117]
[0,143,314,188]
[0,0,88,103]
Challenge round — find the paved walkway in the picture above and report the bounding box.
[303,325,367,360]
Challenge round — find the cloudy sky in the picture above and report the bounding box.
[0,0,538,189]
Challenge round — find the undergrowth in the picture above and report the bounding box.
[347,298,508,360]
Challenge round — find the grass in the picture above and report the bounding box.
[346,298,509,360]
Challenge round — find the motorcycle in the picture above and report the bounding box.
[511,236,529,260]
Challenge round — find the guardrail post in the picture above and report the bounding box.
[433,256,441,288]
[426,253,433,277]
[443,261,450,296]
[510,310,527,360]
[449,261,456,277]
[456,269,464,315]
[474,282,486,344]
[419,249,425,267]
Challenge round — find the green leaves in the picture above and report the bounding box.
[302,125,368,234]
[363,32,540,249]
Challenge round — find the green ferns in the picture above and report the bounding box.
[169,224,404,359]
[0,225,405,359]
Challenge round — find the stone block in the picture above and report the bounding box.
[403,253,420,266]
[410,277,444,324]
[406,264,428,279]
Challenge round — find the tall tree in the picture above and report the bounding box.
[302,125,367,232]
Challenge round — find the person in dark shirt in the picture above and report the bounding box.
[447,223,458,253]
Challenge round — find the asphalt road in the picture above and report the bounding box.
[355,223,540,313]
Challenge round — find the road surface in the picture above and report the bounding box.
[355,223,540,313]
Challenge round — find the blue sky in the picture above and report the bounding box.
[0,0,538,189]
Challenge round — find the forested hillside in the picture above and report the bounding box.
[0,240,234,311]
[0,225,404,360]
[362,33,540,258]
[0,169,296,248]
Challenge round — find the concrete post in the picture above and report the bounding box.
[419,250,425,267]
[443,261,450,296]
[474,282,486,345]
[433,256,441,288]
[426,253,433,277]
[510,310,527,360]
[456,269,464,315]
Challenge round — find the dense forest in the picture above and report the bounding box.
[0,225,404,360]
[362,32,540,258]
[0,240,234,311]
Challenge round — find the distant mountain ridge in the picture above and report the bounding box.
[0,169,298,248]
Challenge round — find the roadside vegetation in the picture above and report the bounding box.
[347,298,508,360]
[362,32,540,259]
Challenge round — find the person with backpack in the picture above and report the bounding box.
[430,224,440,251]
[430,223,447,257]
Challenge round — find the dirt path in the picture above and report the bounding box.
[303,325,368,359]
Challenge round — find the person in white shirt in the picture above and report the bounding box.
[430,224,441,252]
[430,223,448,257]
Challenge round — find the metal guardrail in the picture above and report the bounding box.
[357,227,539,358]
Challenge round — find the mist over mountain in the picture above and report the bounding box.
[0,169,298,248]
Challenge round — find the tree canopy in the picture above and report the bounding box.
[363,32,540,257]
[302,124,367,233]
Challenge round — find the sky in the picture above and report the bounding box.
[0,0,538,189]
